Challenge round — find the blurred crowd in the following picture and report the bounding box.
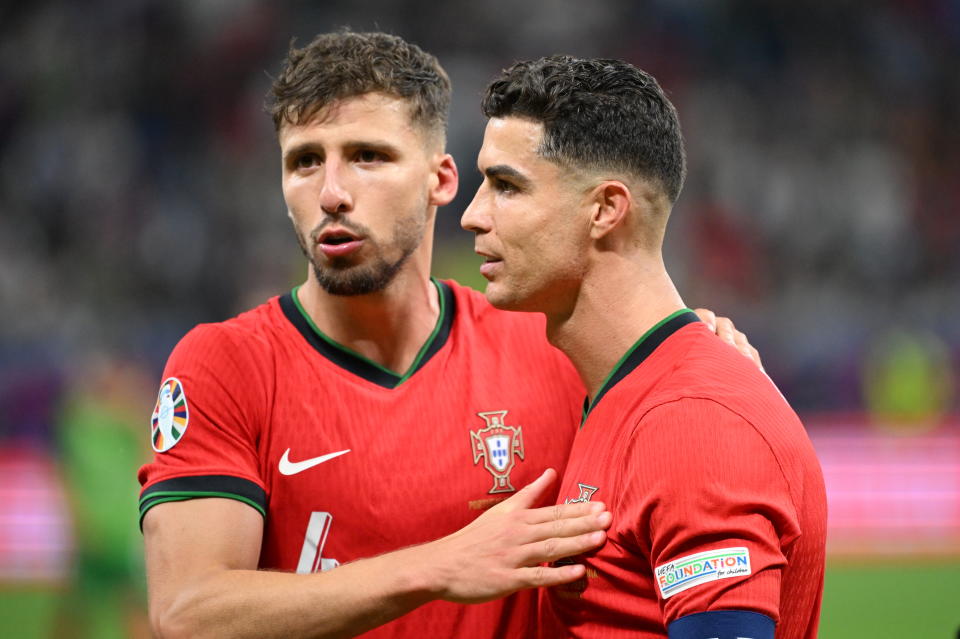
[0,0,958,634]
[2,0,959,411]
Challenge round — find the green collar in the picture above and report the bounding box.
[279,278,455,389]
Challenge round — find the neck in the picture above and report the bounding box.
[546,252,684,400]
[296,238,439,376]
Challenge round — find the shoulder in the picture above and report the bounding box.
[442,279,548,338]
[441,279,579,387]
[623,328,818,502]
[643,324,802,439]
[623,396,803,535]
[634,396,779,458]
[162,297,286,398]
[152,300,283,445]
[170,297,283,363]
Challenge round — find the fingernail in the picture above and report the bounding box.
[590,502,605,513]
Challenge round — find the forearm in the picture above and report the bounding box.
[154,545,439,639]
[146,472,610,638]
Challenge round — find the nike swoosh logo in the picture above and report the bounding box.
[279,448,351,476]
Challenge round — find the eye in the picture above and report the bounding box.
[295,153,320,170]
[493,178,517,194]
[356,149,384,163]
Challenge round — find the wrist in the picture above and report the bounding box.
[379,540,450,605]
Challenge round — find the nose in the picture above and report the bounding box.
[461,183,491,234]
[320,159,353,215]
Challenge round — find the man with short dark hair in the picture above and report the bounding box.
[462,55,826,639]
[140,33,760,639]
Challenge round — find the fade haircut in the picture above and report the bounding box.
[268,30,451,141]
[481,56,686,203]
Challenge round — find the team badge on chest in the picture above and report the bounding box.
[470,410,525,494]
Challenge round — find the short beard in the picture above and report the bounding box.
[311,251,412,296]
[292,209,426,297]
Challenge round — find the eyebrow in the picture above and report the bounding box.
[343,139,402,156]
[283,139,402,161]
[483,164,532,189]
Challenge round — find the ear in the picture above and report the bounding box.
[428,153,459,207]
[588,181,631,240]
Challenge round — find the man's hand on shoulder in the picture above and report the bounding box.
[693,308,764,371]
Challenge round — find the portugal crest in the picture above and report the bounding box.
[151,377,189,452]
[470,410,524,494]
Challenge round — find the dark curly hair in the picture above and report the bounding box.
[268,30,451,139]
[482,56,686,203]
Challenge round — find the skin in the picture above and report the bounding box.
[281,92,457,374]
[462,113,782,637]
[145,470,610,639]
[463,118,591,316]
[462,116,760,395]
[144,96,613,639]
[145,94,759,639]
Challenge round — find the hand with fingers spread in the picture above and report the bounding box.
[143,469,610,639]
[693,308,764,371]
[420,468,611,604]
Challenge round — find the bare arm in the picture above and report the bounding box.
[145,469,611,639]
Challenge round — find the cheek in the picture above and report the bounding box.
[511,214,554,253]
[283,182,309,217]
[285,201,310,232]
[526,217,584,273]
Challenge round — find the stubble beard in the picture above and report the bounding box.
[293,211,427,297]
[312,251,409,296]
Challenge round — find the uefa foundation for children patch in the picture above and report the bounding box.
[655,547,751,599]
[151,377,189,452]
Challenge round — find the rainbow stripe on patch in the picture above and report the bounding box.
[151,377,189,452]
[655,547,751,599]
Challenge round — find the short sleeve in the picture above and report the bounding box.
[621,397,802,627]
[137,323,271,525]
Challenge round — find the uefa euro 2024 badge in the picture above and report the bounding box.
[470,410,525,494]
[151,377,189,452]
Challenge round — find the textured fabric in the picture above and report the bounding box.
[668,610,774,639]
[138,280,584,638]
[544,320,826,639]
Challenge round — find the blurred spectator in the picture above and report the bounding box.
[2,0,957,412]
[50,352,153,639]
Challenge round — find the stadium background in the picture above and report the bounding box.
[1,1,958,636]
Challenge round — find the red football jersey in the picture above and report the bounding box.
[139,279,584,638]
[544,310,826,639]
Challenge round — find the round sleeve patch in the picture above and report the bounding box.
[151,377,189,452]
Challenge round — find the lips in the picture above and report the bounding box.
[317,228,365,258]
[317,227,360,244]
[475,249,503,280]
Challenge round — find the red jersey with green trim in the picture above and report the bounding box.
[543,311,826,639]
[138,279,584,638]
